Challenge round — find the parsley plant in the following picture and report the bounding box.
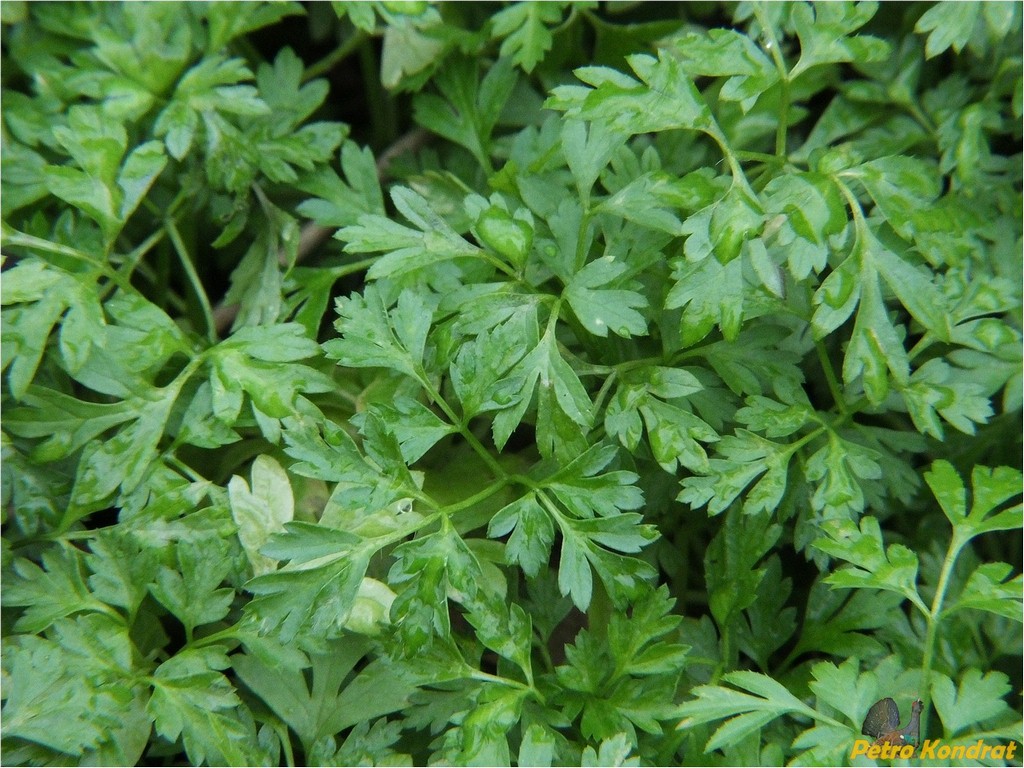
[2,2,1021,765]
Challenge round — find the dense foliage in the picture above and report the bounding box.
[1,2,1021,765]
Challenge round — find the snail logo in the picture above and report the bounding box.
[861,697,922,748]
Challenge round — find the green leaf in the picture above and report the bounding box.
[324,284,432,380]
[342,186,483,279]
[811,251,861,338]
[670,29,779,112]
[466,601,534,678]
[565,256,648,338]
[596,171,693,236]
[703,510,781,629]
[557,615,680,742]
[791,580,905,660]
[2,277,78,399]
[149,647,262,766]
[244,522,371,642]
[469,193,536,268]
[149,539,235,635]
[842,269,908,404]
[1,140,49,215]
[678,430,791,516]
[208,323,333,421]
[354,397,456,464]
[155,55,268,159]
[117,140,167,223]
[790,2,890,78]
[3,547,105,632]
[310,718,410,767]
[232,636,414,748]
[379,10,447,90]
[924,460,1023,540]
[762,172,846,278]
[870,241,949,340]
[4,386,135,463]
[605,365,714,472]
[851,156,941,236]
[814,516,920,602]
[519,723,557,767]
[561,119,628,205]
[701,325,804,397]
[202,3,304,50]
[1,637,112,755]
[413,55,516,169]
[491,326,594,458]
[607,586,688,677]
[489,493,554,577]
[3,6,1021,766]
[666,253,744,345]
[548,48,713,136]
[389,528,492,653]
[946,562,1023,621]
[803,431,883,518]
[558,523,594,611]
[229,455,295,577]
[642,397,719,474]
[581,734,639,767]
[915,2,981,58]
[490,2,567,73]
[86,530,159,616]
[736,556,796,669]
[900,359,993,439]
[281,414,416,520]
[677,671,816,751]
[531,450,658,611]
[222,203,299,330]
[297,141,385,228]
[931,669,1011,736]
[449,307,538,419]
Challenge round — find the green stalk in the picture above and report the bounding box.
[110,227,166,295]
[754,2,791,157]
[589,368,619,419]
[304,31,368,82]
[359,39,398,147]
[916,528,968,741]
[2,229,134,293]
[165,218,217,344]
[815,337,849,415]
[419,373,508,482]
[441,478,511,515]
[328,257,379,279]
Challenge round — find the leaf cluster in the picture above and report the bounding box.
[1,2,1021,766]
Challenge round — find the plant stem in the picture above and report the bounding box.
[917,529,967,740]
[327,257,378,279]
[304,31,367,82]
[419,373,508,482]
[110,227,166,294]
[815,338,848,415]
[359,39,397,147]
[574,210,592,273]
[590,368,619,418]
[2,229,134,293]
[735,149,792,166]
[441,478,511,515]
[754,3,791,157]
[165,217,217,343]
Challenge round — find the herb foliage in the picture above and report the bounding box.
[1,2,1021,766]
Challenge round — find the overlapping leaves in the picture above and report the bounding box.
[1,2,1020,766]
